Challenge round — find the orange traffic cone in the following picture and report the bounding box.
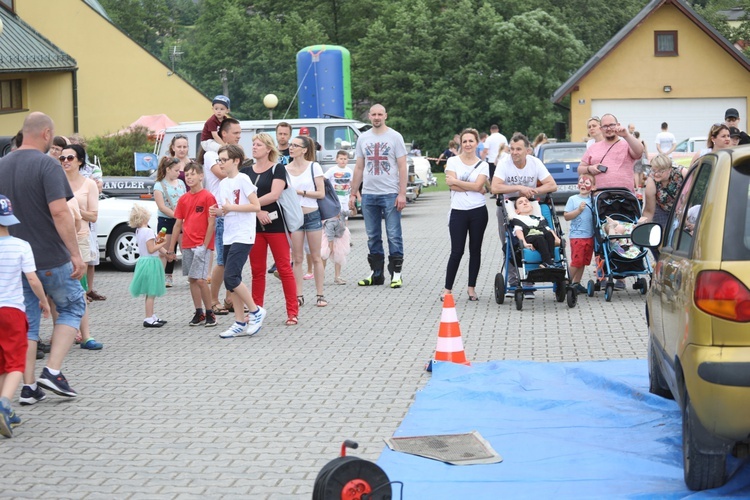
[426,293,471,372]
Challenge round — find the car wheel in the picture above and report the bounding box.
[107,224,140,272]
[495,273,505,305]
[514,290,523,311]
[683,394,727,491]
[648,338,673,399]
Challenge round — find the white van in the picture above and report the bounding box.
[155,118,369,171]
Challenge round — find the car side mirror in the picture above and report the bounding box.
[631,223,662,248]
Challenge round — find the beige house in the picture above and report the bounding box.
[552,0,750,144]
[1,0,210,137]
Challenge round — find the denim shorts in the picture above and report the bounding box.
[22,262,86,342]
[214,216,225,266]
[296,209,322,232]
[157,216,177,235]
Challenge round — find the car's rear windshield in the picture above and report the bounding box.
[724,157,750,261]
[541,146,587,163]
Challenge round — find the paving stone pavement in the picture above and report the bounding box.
[3,189,648,498]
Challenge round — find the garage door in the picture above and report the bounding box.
[591,97,746,145]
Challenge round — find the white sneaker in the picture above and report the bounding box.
[165,274,173,288]
[220,322,249,338]
[245,306,267,336]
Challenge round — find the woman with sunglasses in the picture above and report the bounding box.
[691,123,732,166]
[59,145,103,350]
[286,135,327,307]
[153,156,187,287]
[242,133,299,326]
[585,117,603,148]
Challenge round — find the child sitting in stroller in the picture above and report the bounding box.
[511,196,561,268]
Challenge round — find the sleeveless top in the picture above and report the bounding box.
[654,167,682,212]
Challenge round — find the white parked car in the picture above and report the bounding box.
[96,196,158,271]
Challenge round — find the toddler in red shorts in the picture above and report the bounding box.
[0,195,50,438]
[563,174,596,294]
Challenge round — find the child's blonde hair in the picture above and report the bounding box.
[128,204,152,229]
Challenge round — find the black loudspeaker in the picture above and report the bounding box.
[553,122,566,141]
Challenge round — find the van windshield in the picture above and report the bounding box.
[724,158,750,261]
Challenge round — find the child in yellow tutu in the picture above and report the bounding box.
[128,205,168,327]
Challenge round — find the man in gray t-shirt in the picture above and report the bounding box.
[0,112,86,403]
[350,104,407,288]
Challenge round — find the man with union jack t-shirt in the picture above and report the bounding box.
[350,104,407,289]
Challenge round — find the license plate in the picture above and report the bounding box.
[557,184,578,192]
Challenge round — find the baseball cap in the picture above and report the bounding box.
[0,195,20,226]
[212,95,230,109]
[725,108,739,120]
[729,126,741,138]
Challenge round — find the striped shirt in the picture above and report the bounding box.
[0,235,36,312]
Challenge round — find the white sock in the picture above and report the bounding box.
[392,272,402,281]
[26,382,38,391]
[46,367,60,376]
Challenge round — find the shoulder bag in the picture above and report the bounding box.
[311,162,341,220]
[271,164,304,232]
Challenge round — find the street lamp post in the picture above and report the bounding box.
[263,94,278,120]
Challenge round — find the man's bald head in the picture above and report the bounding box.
[21,112,55,152]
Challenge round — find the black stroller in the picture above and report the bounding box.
[586,188,651,301]
[494,195,577,310]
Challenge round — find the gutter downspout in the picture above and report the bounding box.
[72,68,79,133]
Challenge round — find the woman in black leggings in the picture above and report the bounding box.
[442,128,490,301]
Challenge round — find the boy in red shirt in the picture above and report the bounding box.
[167,163,218,327]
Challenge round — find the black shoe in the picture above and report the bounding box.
[19,385,47,406]
[36,347,44,360]
[189,311,205,326]
[38,341,51,353]
[37,368,77,398]
[267,264,277,274]
[143,320,164,328]
[205,311,217,327]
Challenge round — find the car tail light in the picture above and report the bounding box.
[695,271,750,322]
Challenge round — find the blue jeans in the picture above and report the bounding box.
[361,193,403,257]
[214,217,225,266]
[22,261,86,342]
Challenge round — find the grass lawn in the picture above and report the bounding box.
[430,172,450,192]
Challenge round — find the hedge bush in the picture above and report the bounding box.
[86,126,155,177]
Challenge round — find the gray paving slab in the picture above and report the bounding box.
[2,189,648,498]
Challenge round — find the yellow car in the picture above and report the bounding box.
[633,145,750,491]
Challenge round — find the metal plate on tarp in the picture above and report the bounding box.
[384,430,502,465]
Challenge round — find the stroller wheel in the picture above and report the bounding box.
[495,273,506,304]
[555,281,566,303]
[637,277,648,295]
[566,287,577,308]
[514,290,524,311]
[604,283,614,302]
[587,280,595,297]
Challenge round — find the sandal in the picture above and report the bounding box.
[297,295,305,307]
[316,295,328,307]
[440,290,451,302]
[224,299,234,312]
[212,302,230,315]
[285,317,298,326]
[87,290,107,301]
[334,277,347,285]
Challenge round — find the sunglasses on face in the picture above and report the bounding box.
[59,155,77,162]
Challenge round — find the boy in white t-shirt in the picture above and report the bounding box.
[209,145,265,339]
[322,151,354,284]
[0,195,50,438]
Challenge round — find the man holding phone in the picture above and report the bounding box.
[578,113,643,193]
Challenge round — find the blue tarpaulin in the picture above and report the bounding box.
[377,360,750,499]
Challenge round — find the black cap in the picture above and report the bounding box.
[725,108,740,120]
[729,126,741,138]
